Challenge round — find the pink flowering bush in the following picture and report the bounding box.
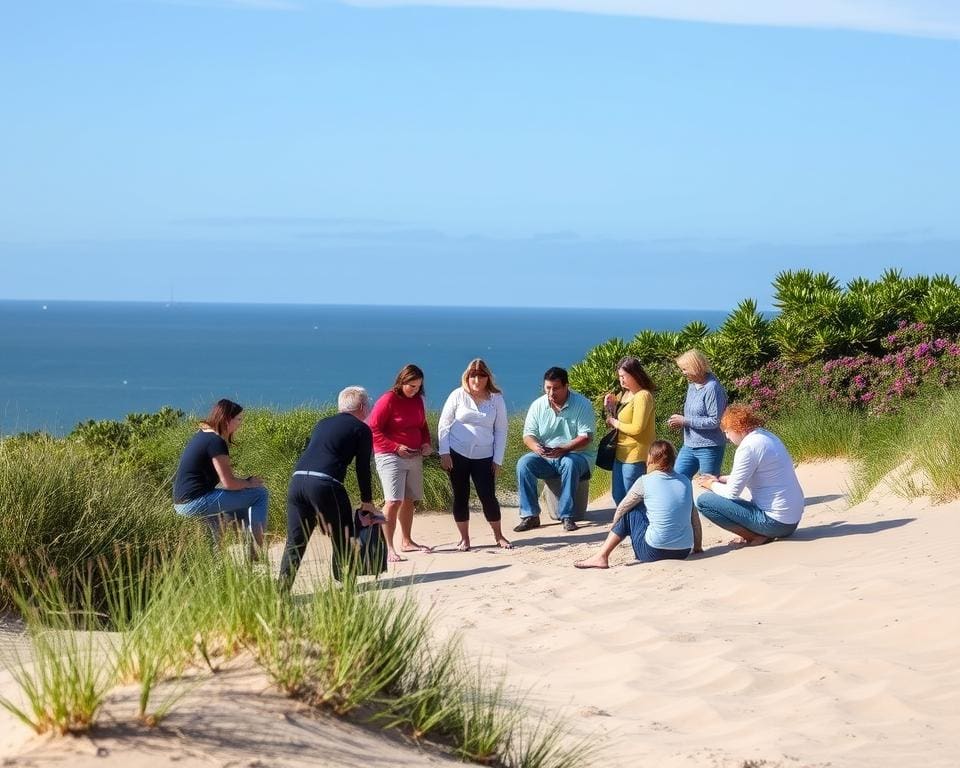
[736,322,960,418]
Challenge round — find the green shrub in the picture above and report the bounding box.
[0,439,195,611]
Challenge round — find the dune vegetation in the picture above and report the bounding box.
[3,268,960,763]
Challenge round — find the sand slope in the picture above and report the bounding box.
[3,460,958,767]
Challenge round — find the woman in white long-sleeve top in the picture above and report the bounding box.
[694,404,804,547]
[438,358,511,551]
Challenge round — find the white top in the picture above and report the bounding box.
[437,388,508,464]
[710,428,805,524]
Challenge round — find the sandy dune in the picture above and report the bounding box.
[3,459,959,767]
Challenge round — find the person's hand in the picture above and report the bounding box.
[398,445,417,458]
[420,443,433,457]
[359,502,387,526]
[697,474,717,489]
[440,454,453,472]
[605,415,617,429]
[667,414,685,429]
[492,462,501,477]
[537,443,553,457]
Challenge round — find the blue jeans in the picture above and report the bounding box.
[675,444,725,479]
[612,460,646,505]
[695,492,798,539]
[611,505,690,562]
[517,452,591,521]
[174,486,269,541]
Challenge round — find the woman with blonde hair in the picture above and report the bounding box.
[603,356,656,505]
[667,348,728,552]
[694,404,804,547]
[173,398,268,559]
[438,358,511,551]
[368,364,433,562]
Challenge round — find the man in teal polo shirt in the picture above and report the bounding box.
[514,366,595,533]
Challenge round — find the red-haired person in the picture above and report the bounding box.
[368,364,433,562]
[694,405,804,547]
[173,399,268,559]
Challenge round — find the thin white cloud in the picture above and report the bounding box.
[144,0,301,10]
[343,0,960,39]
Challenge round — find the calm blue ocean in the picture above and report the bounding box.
[0,301,728,435]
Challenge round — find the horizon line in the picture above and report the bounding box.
[0,297,764,313]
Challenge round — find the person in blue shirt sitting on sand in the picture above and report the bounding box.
[574,440,693,569]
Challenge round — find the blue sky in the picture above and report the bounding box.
[1,0,957,309]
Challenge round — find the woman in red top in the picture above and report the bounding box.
[368,363,433,562]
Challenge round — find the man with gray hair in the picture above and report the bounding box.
[279,386,383,586]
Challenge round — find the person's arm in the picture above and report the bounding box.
[523,402,549,456]
[437,390,458,456]
[612,476,645,525]
[437,390,458,470]
[711,440,758,498]
[610,391,652,436]
[355,424,374,503]
[492,394,508,467]
[367,395,399,453]
[211,454,262,490]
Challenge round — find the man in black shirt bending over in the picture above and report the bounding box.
[279,386,383,587]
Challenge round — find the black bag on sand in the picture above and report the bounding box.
[332,510,388,581]
[595,429,617,472]
[354,509,387,577]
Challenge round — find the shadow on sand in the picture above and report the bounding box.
[804,493,848,506]
[787,517,914,541]
[371,564,512,590]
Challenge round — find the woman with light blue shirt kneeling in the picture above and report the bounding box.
[574,440,693,569]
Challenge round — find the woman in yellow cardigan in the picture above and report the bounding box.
[603,356,657,505]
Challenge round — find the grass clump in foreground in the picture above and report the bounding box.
[0,551,595,768]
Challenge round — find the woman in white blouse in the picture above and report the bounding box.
[694,404,804,547]
[438,358,511,551]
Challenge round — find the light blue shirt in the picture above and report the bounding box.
[624,470,694,550]
[523,390,596,463]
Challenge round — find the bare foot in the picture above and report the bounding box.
[456,540,471,552]
[400,541,434,553]
[728,535,770,548]
[387,552,407,563]
[574,555,609,570]
[495,537,513,550]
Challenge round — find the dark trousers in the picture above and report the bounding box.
[279,475,355,587]
[450,449,501,523]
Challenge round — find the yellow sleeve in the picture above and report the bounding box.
[617,390,654,437]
